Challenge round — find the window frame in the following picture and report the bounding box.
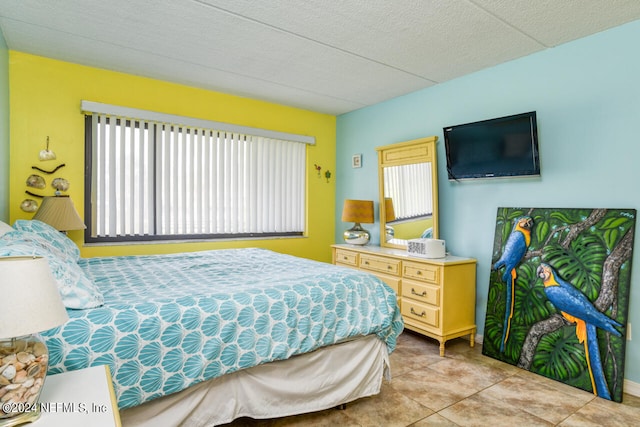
[83,115,307,244]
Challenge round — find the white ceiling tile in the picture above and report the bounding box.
[472,0,640,46]
[1,0,639,114]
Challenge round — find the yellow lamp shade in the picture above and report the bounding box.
[341,200,374,224]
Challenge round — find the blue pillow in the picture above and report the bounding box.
[13,220,81,262]
[0,232,103,309]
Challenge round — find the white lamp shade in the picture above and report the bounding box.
[0,256,69,339]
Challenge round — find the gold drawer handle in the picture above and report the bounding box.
[411,288,427,297]
[387,265,393,270]
[364,261,369,265]
[416,270,422,275]
[410,307,426,317]
[343,256,348,260]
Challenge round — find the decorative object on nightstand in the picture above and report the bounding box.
[32,195,86,232]
[341,199,374,245]
[0,256,69,426]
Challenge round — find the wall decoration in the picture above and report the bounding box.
[352,153,362,168]
[21,162,68,212]
[32,163,66,175]
[39,136,57,161]
[314,164,322,178]
[51,177,70,193]
[20,199,39,212]
[26,174,46,189]
[483,207,636,402]
[324,170,331,183]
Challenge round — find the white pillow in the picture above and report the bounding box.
[0,220,12,238]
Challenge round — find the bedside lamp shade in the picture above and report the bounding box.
[0,257,69,339]
[384,198,396,222]
[33,195,86,231]
[342,200,374,245]
[0,256,69,425]
[341,199,374,224]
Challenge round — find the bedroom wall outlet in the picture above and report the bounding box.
[627,323,632,341]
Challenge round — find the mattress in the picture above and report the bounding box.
[40,248,404,409]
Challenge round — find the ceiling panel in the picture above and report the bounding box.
[1,0,640,114]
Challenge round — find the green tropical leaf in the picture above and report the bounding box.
[542,235,606,301]
[604,228,619,250]
[507,210,525,220]
[600,217,629,230]
[533,328,586,383]
[550,211,576,224]
[535,220,550,245]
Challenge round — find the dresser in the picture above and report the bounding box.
[332,244,477,356]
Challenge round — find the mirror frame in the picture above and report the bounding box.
[376,136,439,249]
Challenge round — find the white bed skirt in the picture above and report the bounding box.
[121,335,390,426]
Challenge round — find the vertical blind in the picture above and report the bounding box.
[88,112,307,240]
[383,162,433,220]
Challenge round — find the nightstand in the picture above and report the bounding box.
[33,365,121,426]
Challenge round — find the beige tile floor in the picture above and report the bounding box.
[222,331,640,426]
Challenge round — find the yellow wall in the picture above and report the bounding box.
[9,52,336,262]
[391,217,433,240]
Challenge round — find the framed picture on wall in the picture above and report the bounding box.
[352,154,362,168]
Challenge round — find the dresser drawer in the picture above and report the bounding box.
[401,298,439,328]
[402,280,439,306]
[360,254,401,276]
[335,249,358,266]
[403,261,441,284]
[374,274,401,294]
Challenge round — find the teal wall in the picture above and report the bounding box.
[0,31,8,223]
[336,20,640,384]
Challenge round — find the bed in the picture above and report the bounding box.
[0,220,404,425]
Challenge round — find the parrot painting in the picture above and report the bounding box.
[492,216,533,353]
[536,263,622,400]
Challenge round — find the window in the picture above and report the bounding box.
[83,102,312,243]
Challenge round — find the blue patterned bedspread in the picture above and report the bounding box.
[40,248,404,409]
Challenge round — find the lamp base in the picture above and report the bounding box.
[0,336,49,426]
[343,223,371,245]
[0,409,40,427]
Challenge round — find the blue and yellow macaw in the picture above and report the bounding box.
[536,263,622,400]
[492,216,533,353]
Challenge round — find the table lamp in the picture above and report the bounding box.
[32,196,86,232]
[341,199,374,245]
[0,257,69,426]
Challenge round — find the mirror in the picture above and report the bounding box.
[376,136,439,249]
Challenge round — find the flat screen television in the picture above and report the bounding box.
[443,111,540,180]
